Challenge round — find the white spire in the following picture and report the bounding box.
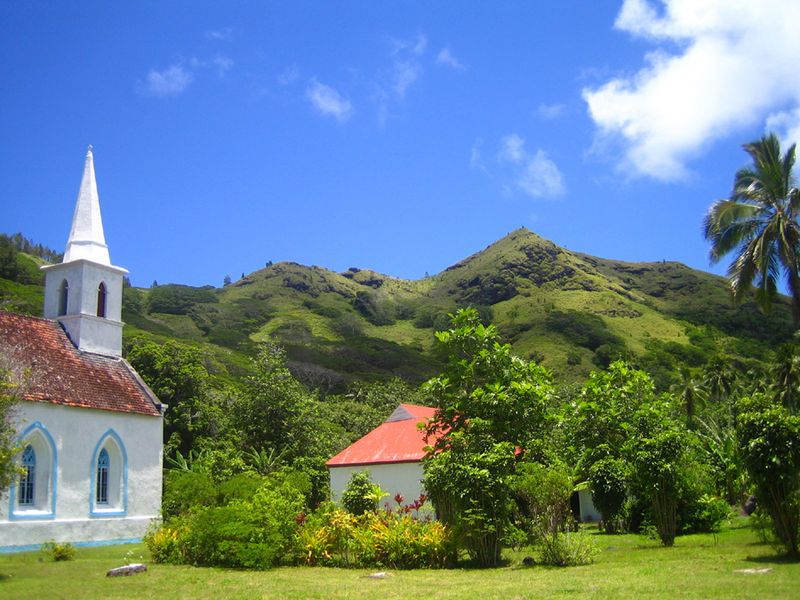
[63,145,111,265]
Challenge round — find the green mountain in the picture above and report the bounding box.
[1,228,793,391]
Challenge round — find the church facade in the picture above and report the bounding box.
[0,148,164,552]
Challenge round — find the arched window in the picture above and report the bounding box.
[96,282,107,318]
[96,448,109,504]
[58,279,69,316]
[19,445,36,506]
[9,422,57,520]
[90,430,127,516]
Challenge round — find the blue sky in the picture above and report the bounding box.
[2,1,799,288]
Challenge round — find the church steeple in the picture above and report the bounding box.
[63,146,111,266]
[41,147,128,357]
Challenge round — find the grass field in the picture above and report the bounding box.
[1,519,798,599]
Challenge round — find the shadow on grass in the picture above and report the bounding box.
[745,553,800,565]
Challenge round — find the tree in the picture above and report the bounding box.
[422,308,554,566]
[704,133,800,326]
[0,355,22,493]
[737,395,800,555]
[126,340,224,458]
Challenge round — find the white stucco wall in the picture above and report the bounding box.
[42,260,126,357]
[0,401,163,551]
[329,462,426,508]
[578,489,602,523]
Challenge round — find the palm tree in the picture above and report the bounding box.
[704,133,800,326]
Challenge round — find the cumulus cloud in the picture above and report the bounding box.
[436,47,465,71]
[497,134,565,198]
[144,64,193,97]
[306,79,353,122]
[583,0,800,181]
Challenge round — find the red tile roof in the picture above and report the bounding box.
[0,311,161,417]
[327,403,438,467]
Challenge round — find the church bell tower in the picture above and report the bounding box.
[41,146,128,357]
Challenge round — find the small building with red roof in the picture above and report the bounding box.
[327,403,436,506]
[0,148,164,552]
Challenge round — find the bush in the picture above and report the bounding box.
[40,541,76,562]
[296,504,454,569]
[145,523,185,564]
[685,494,730,533]
[341,471,386,516]
[737,399,800,555]
[180,502,278,569]
[149,469,309,569]
[162,470,218,520]
[538,532,598,567]
[589,458,628,533]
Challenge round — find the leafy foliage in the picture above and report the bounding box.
[423,308,554,566]
[296,503,454,569]
[737,396,800,555]
[340,471,386,516]
[704,133,800,325]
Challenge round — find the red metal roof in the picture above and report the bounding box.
[327,403,438,467]
[0,311,161,417]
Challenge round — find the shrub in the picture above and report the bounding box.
[40,541,76,562]
[588,458,628,533]
[150,469,310,569]
[218,473,265,505]
[296,504,454,569]
[686,494,730,533]
[538,532,598,567]
[162,470,217,520]
[737,399,800,555]
[144,523,185,564]
[341,471,386,516]
[180,502,278,569]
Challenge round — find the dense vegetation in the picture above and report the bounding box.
[2,134,800,573]
[1,227,792,395]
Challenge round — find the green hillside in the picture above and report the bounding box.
[1,228,793,391]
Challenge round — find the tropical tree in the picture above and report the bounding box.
[704,133,800,326]
[422,308,554,566]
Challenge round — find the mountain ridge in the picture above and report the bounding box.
[1,228,792,391]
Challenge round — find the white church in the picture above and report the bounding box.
[0,148,165,552]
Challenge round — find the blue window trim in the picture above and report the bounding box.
[8,421,57,520]
[89,429,128,517]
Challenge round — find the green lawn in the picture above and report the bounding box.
[2,520,798,599]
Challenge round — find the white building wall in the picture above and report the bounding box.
[578,489,602,523]
[0,402,162,551]
[42,260,125,357]
[330,462,426,507]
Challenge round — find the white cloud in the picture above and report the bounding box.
[518,150,565,198]
[375,34,428,124]
[470,138,488,174]
[583,0,800,181]
[436,48,465,71]
[144,64,193,97]
[536,103,565,119]
[497,134,565,198]
[306,80,353,122]
[205,27,233,41]
[498,134,526,164]
[212,56,233,76]
[278,65,299,86]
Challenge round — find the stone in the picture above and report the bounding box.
[106,563,147,577]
